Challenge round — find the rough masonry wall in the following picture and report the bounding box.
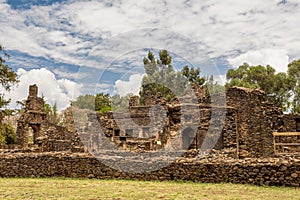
[0,153,299,187]
[226,87,283,158]
[280,114,299,132]
[15,85,85,153]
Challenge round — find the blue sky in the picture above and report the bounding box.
[1,0,300,110]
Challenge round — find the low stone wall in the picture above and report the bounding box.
[0,152,299,187]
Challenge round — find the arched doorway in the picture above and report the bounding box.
[28,127,34,144]
[182,128,195,149]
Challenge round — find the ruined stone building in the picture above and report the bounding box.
[80,86,300,158]
[15,84,84,152]
[7,84,300,158]
[1,85,299,186]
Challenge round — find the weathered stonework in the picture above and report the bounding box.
[89,86,299,158]
[15,85,84,152]
[1,84,300,186]
[0,152,299,187]
[15,84,47,148]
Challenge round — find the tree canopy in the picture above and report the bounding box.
[225,62,297,112]
[140,50,206,103]
[71,93,112,113]
[71,93,131,113]
[287,59,300,113]
[72,49,219,111]
[0,44,18,145]
[72,50,300,114]
[0,45,19,122]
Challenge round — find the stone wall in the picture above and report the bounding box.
[226,87,283,158]
[280,114,300,132]
[80,103,237,155]
[0,152,299,187]
[14,85,85,153]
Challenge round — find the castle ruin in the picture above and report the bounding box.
[0,84,299,186]
[10,84,300,157]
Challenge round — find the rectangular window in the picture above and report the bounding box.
[125,129,133,136]
[142,127,150,135]
[296,119,300,132]
[114,129,120,137]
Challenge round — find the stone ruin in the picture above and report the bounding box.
[0,84,299,186]
[79,86,300,158]
[1,84,299,158]
[14,84,84,152]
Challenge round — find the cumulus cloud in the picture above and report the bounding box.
[1,0,300,71]
[1,0,300,95]
[228,49,289,72]
[2,68,82,111]
[114,73,144,97]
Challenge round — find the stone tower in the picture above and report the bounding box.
[16,84,46,148]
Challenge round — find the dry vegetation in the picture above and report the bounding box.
[0,178,299,200]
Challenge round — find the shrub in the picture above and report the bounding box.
[0,123,16,145]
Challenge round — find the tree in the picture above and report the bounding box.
[181,65,205,86]
[140,50,179,103]
[0,123,15,146]
[95,93,111,113]
[111,93,132,112]
[288,59,300,113]
[42,101,59,124]
[0,44,19,122]
[226,63,295,111]
[71,94,96,110]
[205,75,225,95]
[140,50,207,104]
[71,93,112,113]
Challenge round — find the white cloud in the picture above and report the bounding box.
[213,74,226,86]
[114,73,144,97]
[2,68,82,111]
[1,0,300,95]
[1,0,300,70]
[228,49,289,72]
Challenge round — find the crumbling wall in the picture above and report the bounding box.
[94,100,237,154]
[280,114,300,132]
[0,152,299,187]
[14,85,84,152]
[15,84,46,148]
[13,85,299,157]
[226,87,284,157]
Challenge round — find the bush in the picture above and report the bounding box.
[0,123,16,145]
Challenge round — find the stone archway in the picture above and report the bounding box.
[182,128,195,149]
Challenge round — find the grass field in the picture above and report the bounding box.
[0,178,299,200]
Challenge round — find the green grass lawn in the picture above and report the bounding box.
[0,178,299,200]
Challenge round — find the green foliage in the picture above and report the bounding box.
[111,94,132,112]
[140,50,206,104]
[0,123,16,145]
[43,102,52,114]
[71,93,112,113]
[0,44,19,122]
[41,95,59,124]
[95,93,111,112]
[70,92,135,113]
[98,106,112,114]
[0,45,19,91]
[140,50,179,104]
[71,94,96,110]
[182,65,205,86]
[226,63,295,111]
[288,59,300,113]
[205,76,225,95]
